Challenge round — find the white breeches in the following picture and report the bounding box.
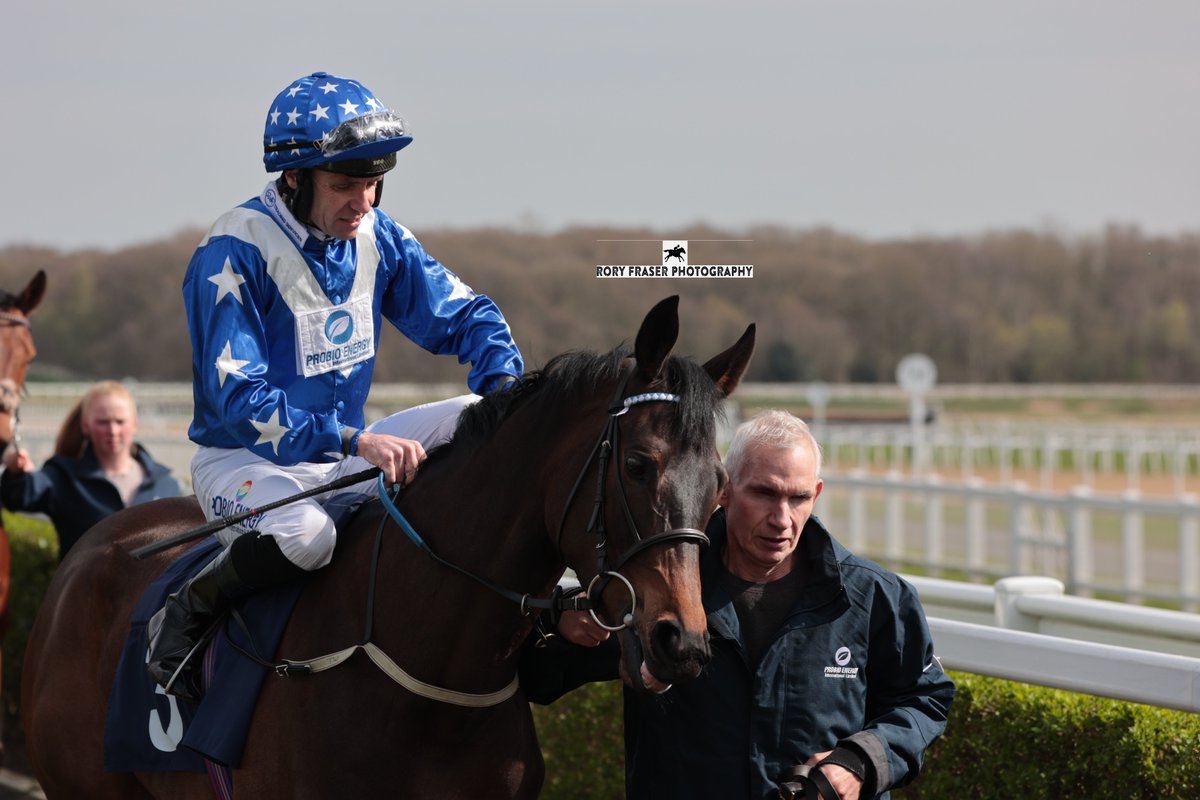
[190,394,476,571]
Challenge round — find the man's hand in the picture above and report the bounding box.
[354,431,426,486]
[557,611,610,647]
[804,751,862,800]
[3,447,32,474]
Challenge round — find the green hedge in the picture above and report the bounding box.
[532,673,1200,799]
[2,512,58,730]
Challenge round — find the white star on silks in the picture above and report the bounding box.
[269,108,281,126]
[311,103,330,122]
[287,85,303,98]
[339,100,359,116]
[319,81,339,94]
[365,97,381,111]
[286,108,301,125]
[208,258,247,305]
[446,273,475,302]
[214,341,250,389]
[287,138,300,155]
[251,409,290,456]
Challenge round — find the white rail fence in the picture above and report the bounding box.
[821,470,1200,611]
[820,421,1200,497]
[15,382,1200,713]
[906,575,1200,713]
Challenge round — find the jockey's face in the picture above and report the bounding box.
[293,170,382,240]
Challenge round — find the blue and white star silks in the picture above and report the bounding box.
[251,409,290,456]
[182,183,524,467]
[214,341,250,388]
[208,258,246,305]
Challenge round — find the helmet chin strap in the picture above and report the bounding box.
[278,171,315,227]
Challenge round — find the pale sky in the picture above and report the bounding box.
[5,0,1197,251]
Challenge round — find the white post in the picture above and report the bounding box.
[966,478,987,579]
[1121,488,1145,604]
[994,576,1065,633]
[924,474,944,576]
[885,471,904,563]
[1068,485,1094,597]
[847,470,867,553]
[1180,494,1199,614]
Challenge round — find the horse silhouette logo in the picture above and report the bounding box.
[662,240,688,266]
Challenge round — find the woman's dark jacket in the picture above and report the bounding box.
[0,442,183,559]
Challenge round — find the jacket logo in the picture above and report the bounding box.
[325,310,354,344]
[824,646,859,679]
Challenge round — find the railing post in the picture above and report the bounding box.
[847,469,867,553]
[924,474,943,577]
[994,575,1065,632]
[1121,488,1145,605]
[1067,485,1093,597]
[1180,493,1199,614]
[1008,482,1029,576]
[965,477,986,578]
[885,470,904,564]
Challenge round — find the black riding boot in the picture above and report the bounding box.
[146,533,305,701]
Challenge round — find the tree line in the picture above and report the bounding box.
[1,223,1197,385]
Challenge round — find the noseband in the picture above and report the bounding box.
[554,369,710,631]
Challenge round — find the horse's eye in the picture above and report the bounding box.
[625,454,649,482]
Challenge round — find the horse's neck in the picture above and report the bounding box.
[369,427,567,679]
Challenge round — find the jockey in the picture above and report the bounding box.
[147,72,524,701]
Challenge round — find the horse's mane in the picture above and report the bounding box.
[437,344,721,460]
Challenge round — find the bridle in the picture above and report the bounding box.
[0,311,31,452]
[375,366,710,632]
[552,367,710,631]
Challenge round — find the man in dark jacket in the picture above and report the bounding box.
[521,410,954,799]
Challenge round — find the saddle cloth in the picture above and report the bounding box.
[103,535,305,773]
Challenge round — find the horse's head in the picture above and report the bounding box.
[555,296,754,691]
[0,271,46,447]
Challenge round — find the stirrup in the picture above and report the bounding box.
[157,616,225,701]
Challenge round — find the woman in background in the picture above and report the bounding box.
[1,381,182,560]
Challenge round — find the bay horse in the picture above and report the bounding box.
[0,270,46,763]
[22,295,755,798]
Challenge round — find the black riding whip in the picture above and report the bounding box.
[129,467,382,560]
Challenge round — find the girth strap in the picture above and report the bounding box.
[275,642,520,708]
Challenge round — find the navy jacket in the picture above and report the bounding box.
[0,443,183,559]
[521,511,955,800]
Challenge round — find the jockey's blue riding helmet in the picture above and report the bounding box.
[263,72,412,221]
[263,71,412,176]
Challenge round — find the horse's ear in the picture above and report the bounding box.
[702,323,756,398]
[18,271,46,316]
[633,296,680,382]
